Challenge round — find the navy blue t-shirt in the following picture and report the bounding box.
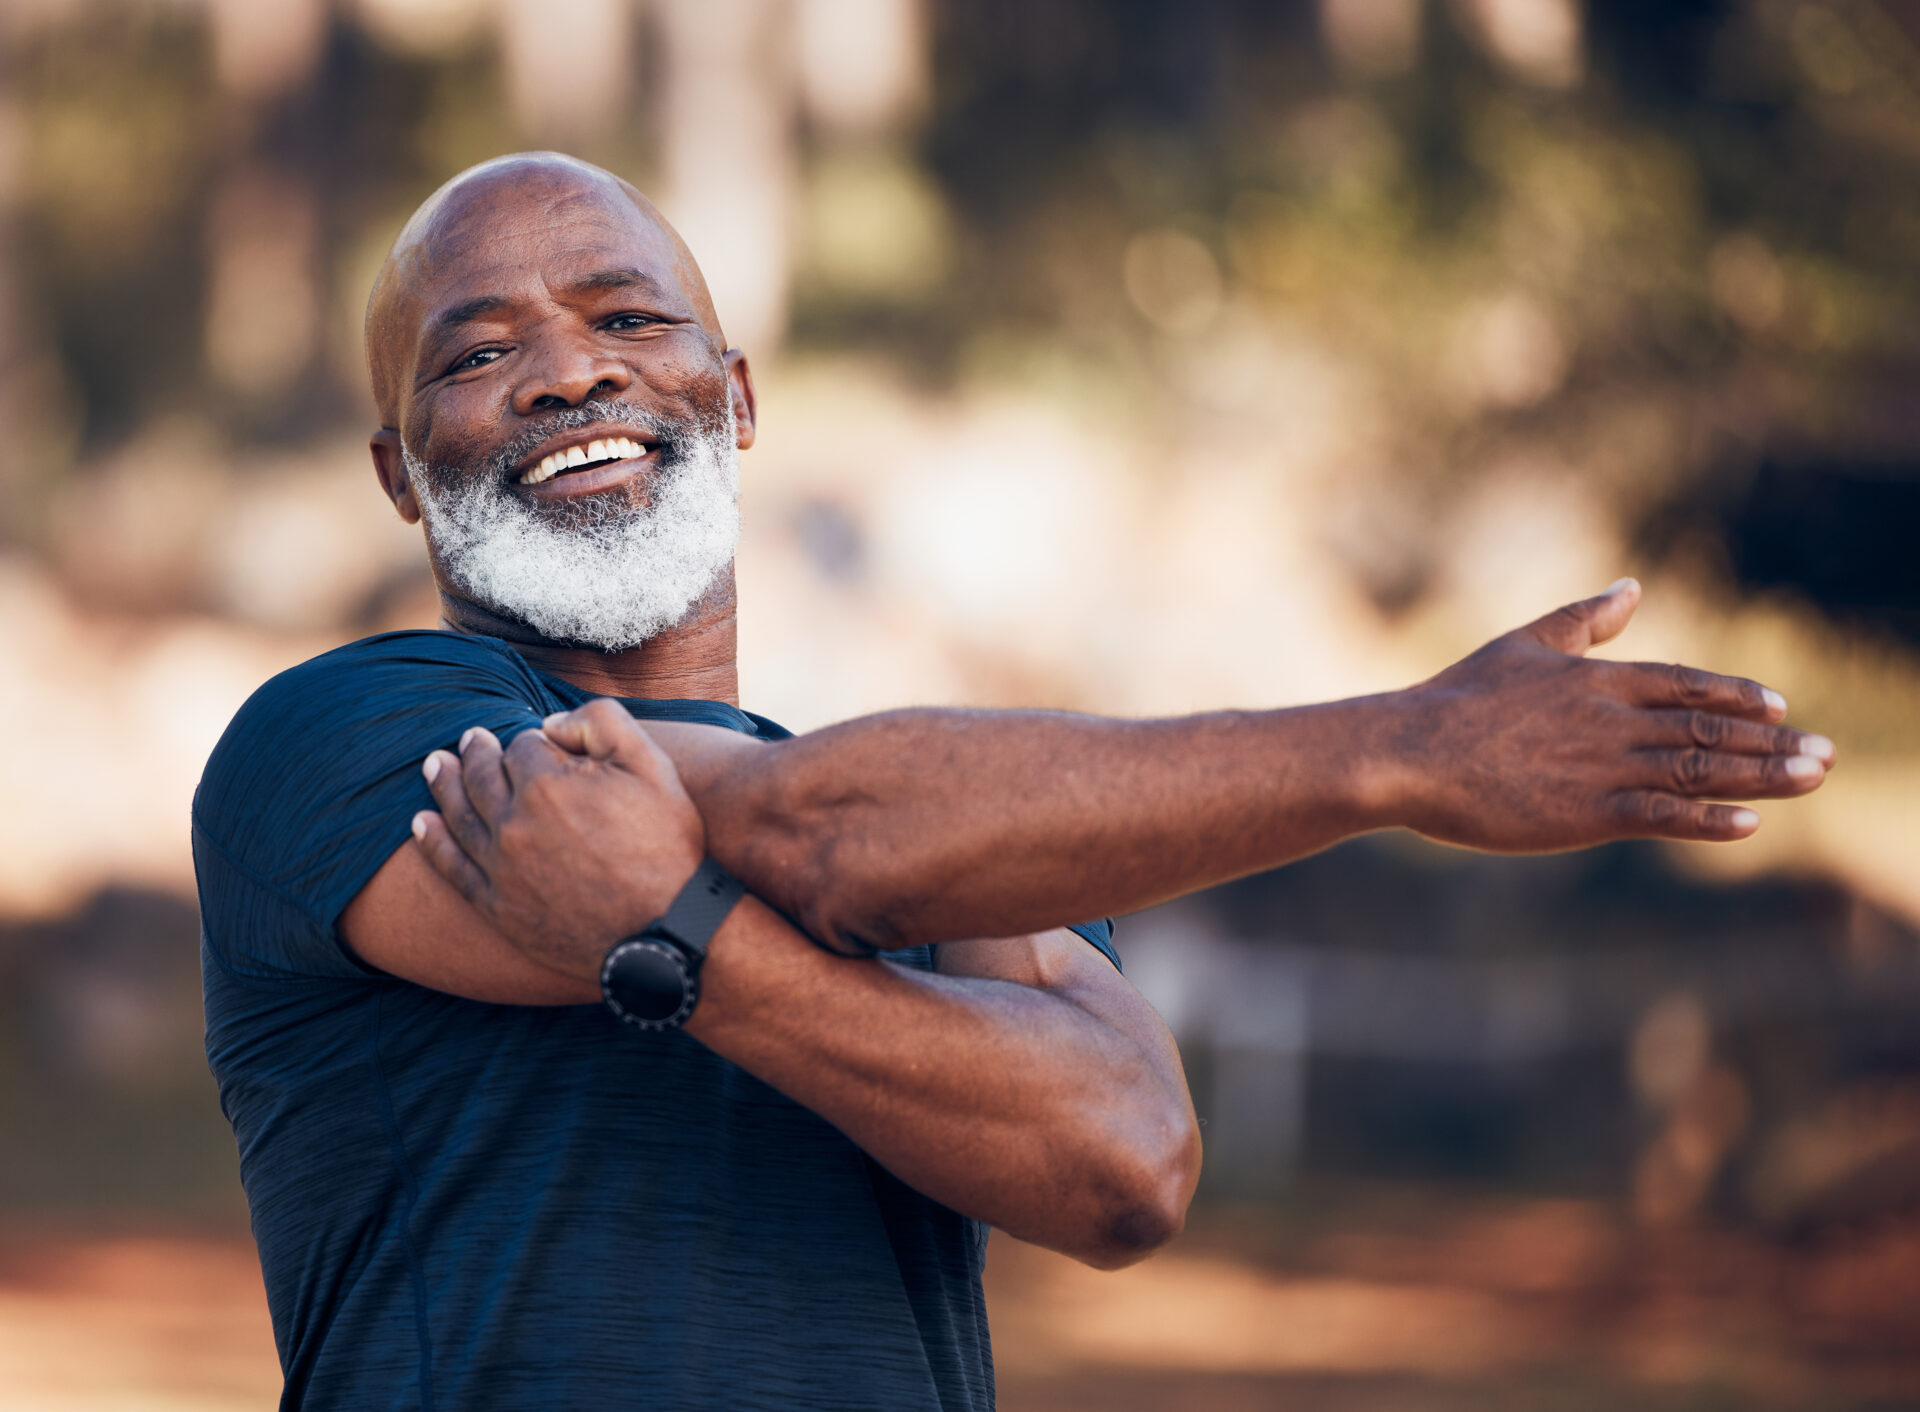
[193,630,1117,1412]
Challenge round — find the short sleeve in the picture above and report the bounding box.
[192,632,558,982]
[1066,920,1121,972]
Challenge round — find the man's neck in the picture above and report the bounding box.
[435,569,742,706]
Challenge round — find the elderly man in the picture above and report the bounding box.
[194,153,1831,1410]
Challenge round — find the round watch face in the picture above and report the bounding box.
[601,937,696,1029]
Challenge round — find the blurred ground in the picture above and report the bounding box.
[5,1197,1919,1411]
[0,1230,277,1412]
[991,1198,1920,1410]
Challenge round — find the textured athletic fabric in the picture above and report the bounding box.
[193,630,1119,1412]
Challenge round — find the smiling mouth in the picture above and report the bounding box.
[517,435,651,486]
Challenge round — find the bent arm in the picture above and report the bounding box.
[689,916,1197,1268]
[344,836,1197,1268]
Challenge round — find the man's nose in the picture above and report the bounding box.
[511,330,634,414]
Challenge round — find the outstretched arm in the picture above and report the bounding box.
[710,578,1831,949]
[413,579,1833,964]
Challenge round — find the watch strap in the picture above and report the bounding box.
[651,858,745,960]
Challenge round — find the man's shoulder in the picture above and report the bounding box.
[224,630,531,734]
[270,628,526,690]
[197,630,546,817]
[193,629,561,928]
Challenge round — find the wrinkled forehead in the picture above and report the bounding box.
[415,175,664,277]
[384,169,716,364]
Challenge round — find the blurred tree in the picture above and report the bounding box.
[1,0,1915,636]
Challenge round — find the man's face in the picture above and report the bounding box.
[374,167,755,650]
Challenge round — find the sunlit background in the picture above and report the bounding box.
[2,0,1918,1407]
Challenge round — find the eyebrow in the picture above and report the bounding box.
[570,266,671,298]
[429,294,512,340]
[425,268,677,345]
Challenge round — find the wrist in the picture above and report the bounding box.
[600,858,745,1031]
[1335,689,1434,835]
[622,843,708,941]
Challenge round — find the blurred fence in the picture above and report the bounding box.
[1128,840,1920,1231]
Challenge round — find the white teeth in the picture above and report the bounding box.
[516,436,650,485]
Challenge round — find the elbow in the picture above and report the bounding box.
[1076,1109,1202,1272]
[1081,1202,1185,1272]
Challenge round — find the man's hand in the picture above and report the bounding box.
[410,701,706,980]
[1391,578,1833,851]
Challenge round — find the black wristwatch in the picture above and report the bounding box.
[600,860,746,1031]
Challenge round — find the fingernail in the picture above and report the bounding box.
[1606,577,1637,596]
[1731,808,1760,830]
[1797,734,1834,761]
[423,753,441,783]
[411,813,428,840]
[1785,754,1822,780]
[1761,688,1787,715]
[459,727,477,752]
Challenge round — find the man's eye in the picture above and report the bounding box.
[451,348,505,372]
[606,314,655,331]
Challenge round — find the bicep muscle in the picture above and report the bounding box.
[340,841,598,1005]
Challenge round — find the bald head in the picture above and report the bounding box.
[365,152,726,427]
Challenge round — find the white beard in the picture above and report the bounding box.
[405,404,740,652]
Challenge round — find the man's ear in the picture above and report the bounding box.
[370,428,421,524]
[725,349,757,451]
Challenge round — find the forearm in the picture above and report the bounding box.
[685,906,1199,1269]
[695,695,1410,952]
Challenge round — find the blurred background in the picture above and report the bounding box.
[1,0,1918,1407]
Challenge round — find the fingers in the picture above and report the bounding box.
[542,699,676,780]
[1634,746,1830,800]
[410,809,491,904]
[540,698,650,763]
[1517,577,1640,655]
[423,748,492,856]
[456,727,512,819]
[1610,792,1762,843]
[1615,661,1788,722]
[1643,709,1836,762]
[501,726,569,788]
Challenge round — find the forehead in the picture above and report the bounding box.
[397,177,694,340]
